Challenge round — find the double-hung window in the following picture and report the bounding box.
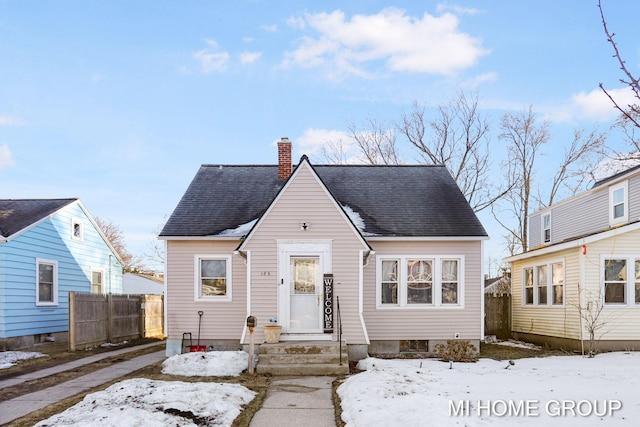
[36,258,58,306]
[378,256,463,307]
[195,255,232,301]
[91,270,104,294]
[522,260,564,306]
[609,181,628,225]
[542,213,551,243]
[603,258,628,304]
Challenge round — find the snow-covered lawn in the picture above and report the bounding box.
[10,348,639,426]
[0,350,45,369]
[34,351,255,427]
[339,352,639,426]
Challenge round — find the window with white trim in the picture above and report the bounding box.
[522,260,564,306]
[91,269,104,294]
[609,181,628,225]
[195,255,232,301]
[542,213,551,243]
[72,218,83,241]
[604,258,627,304]
[635,260,640,304]
[524,267,534,305]
[377,256,463,307]
[36,258,58,306]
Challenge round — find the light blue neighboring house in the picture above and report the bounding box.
[0,198,123,350]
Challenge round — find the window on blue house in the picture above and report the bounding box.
[36,259,58,306]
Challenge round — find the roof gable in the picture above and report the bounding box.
[160,162,487,239]
[238,156,370,250]
[0,198,77,239]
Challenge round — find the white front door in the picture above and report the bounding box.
[278,242,331,336]
[288,256,323,333]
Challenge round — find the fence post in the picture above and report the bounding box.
[107,293,113,343]
[69,291,76,351]
[140,295,146,339]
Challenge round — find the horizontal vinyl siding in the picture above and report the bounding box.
[0,203,121,339]
[629,174,640,223]
[165,240,247,342]
[363,240,483,341]
[511,248,582,341]
[243,164,368,344]
[581,229,640,341]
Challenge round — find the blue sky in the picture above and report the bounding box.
[1,1,638,273]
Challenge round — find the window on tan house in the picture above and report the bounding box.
[378,256,463,307]
[195,255,232,301]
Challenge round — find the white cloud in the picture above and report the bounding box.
[461,71,498,88]
[0,115,24,126]
[283,7,487,79]
[193,49,229,73]
[0,144,14,169]
[571,87,636,121]
[296,128,368,164]
[261,24,279,32]
[436,3,482,15]
[239,51,262,64]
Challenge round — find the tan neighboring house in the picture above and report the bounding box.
[159,139,488,359]
[504,164,640,352]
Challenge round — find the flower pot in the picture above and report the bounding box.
[263,325,282,343]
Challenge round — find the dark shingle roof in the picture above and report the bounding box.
[0,198,77,238]
[160,162,487,238]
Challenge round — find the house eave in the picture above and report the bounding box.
[504,220,640,263]
[159,235,243,241]
[365,235,488,241]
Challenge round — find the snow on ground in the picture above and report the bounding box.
[492,339,541,350]
[0,351,45,369]
[23,348,640,426]
[33,378,256,427]
[339,352,639,426]
[161,351,249,377]
[35,351,254,427]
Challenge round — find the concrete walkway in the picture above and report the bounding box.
[0,343,166,425]
[250,376,337,427]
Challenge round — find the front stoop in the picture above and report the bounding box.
[256,341,350,376]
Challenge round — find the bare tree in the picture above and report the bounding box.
[399,91,507,212]
[320,138,351,165]
[347,118,401,165]
[575,286,609,357]
[495,106,550,254]
[598,0,640,130]
[543,127,606,207]
[95,217,144,273]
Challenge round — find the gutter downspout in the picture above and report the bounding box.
[359,250,370,345]
[237,250,251,344]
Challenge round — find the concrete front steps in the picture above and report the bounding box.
[256,341,350,376]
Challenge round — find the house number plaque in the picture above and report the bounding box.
[323,274,334,333]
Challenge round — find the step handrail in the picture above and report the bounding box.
[336,295,343,365]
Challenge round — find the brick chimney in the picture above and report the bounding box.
[277,137,292,180]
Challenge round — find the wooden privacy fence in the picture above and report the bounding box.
[484,294,511,340]
[69,292,164,351]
